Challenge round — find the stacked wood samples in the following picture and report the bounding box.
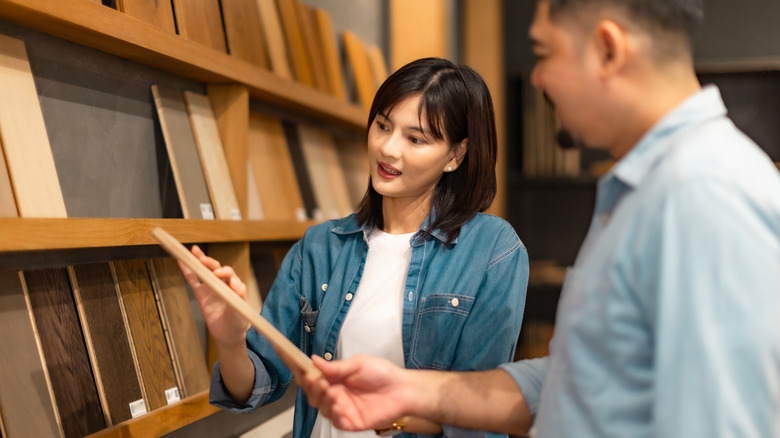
[70,263,144,426]
[0,270,61,438]
[313,8,348,100]
[257,0,294,79]
[248,113,306,222]
[276,0,315,87]
[152,85,215,219]
[115,0,176,33]
[149,258,210,398]
[342,31,377,111]
[0,141,17,217]
[183,91,243,220]
[23,268,106,438]
[220,0,270,67]
[295,0,329,92]
[171,0,227,52]
[282,121,322,221]
[112,259,179,411]
[0,34,67,218]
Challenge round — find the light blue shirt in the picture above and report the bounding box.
[502,86,780,437]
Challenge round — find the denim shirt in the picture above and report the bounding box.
[210,212,529,438]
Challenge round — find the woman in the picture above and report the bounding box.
[182,57,529,438]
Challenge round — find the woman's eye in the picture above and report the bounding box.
[376,121,389,131]
[409,136,426,145]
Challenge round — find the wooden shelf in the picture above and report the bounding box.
[0,218,315,252]
[86,390,218,438]
[0,0,367,130]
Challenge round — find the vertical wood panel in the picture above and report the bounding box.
[208,84,250,216]
[367,45,389,87]
[0,141,17,217]
[276,0,315,87]
[336,137,369,209]
[342,31,377,111]
[24,268,106,438]
[115,0,176,33]
[0,270,62,438]
[221,0,270,68]
[283,120,320,220]
[297,125,341,220]
[296,0,329,92]
[313,8,348,101]
[257,0,294,80]
[171,0,227,52]
[390,0,447,71]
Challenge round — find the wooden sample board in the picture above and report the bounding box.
[295,0,329,92]
[257,0,294,79]
[313,8,348,101]
[0,141,17,217]
[207,85,250,215]
[70,263,144,426]
[342,31,378,111]
[148,258,210,398]
[367,45,389,87]
[336,138,370,208]
[220,0,270,67]
[152,85,214,220]
[116,0,176,33]
[246,159,265,220]
[183,91,242,221]
[0,34,67,218]
[171,0,227,52]
[316,129,355,217]
[112,259,179,412]
[24,268,106,438]
[0,270,62,438]
[297,125,354,219]
[282,121,321,221]
[276,0,315,87]
[248,113,306,222]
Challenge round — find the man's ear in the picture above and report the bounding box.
[592,19,628,77]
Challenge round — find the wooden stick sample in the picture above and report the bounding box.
[148,258,210,398]
[0,270,62,438]
[151,227,321,378]
[248,113,306,222]
[0,140,18,217]
[256,0,294,80]
[183,91,243,221]
[171,0,227,52]
[69,263,144,426]
[115,0,176,33]
[112,259,179,412]
[276,0,315,87]
[295,0,329,92]
[313,7,348,101]
[342,31,378,111]
[220,0,270,68]
[152,85,214,220]
[24,267,106,438]
[0,34,67,218]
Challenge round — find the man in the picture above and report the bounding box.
[297,0,780,436]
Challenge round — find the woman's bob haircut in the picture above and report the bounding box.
[355,57,497,245]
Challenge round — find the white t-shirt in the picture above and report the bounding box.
[311,229,413,438]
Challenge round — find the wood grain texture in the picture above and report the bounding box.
[0,34,67,218]
[112,259,178,412]
[0,270,62,438]
[207,85,249,215]
[313,8,348,101]
[152,85,214,220]
[283,121,321,220]
[183,91,242,221]
[297,125,345,220]
[0,141,17,217]
[256,0,294,80]
[246,160,265,220]
[149,258,210,398]
[171,0,227,52]
[342,31,377,111]
[24,268,106,438]
[275,0,314,87]
[220,0,269,67]
[367,45,389,88]
[336,137,369,209]
[70,263,143,427]
[389,0,447,70]
[317,130,354,217]
[116,0,176,33]
[295,0,329,92]
[248,113,306,222]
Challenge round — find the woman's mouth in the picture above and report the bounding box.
[377,162,401,178]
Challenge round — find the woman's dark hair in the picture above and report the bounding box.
[355,57,497,245]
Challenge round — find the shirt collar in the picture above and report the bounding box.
[330,210,456,246]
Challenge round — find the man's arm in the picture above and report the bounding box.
[299,355,533,435]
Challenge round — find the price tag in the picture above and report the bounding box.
[230,208,243,220]
[200,203,215,220]
[129,399,147,418]
[165,387,181,405]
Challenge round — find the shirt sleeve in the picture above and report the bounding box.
[209,349,273,412]
[650,177,780,437]
[499,357,548,417]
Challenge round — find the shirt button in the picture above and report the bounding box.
[451,298,459,308]
[345,293,353,301]
[408,291,413,301]
[304,324,312,333]
[321,283,328,292]
[324,352,333,360]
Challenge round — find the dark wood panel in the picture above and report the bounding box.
[24,267,106,438]
[112,259,178,411]
[70,263,144,426]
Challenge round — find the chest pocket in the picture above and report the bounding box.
[299,297,319,353]
[410,294,474,370]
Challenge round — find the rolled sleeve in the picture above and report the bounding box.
[209,349,273,413]
[499,357,548,417]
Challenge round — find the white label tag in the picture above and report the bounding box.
[230,208,243,221]
[165,387,181,405]
[295,208,307,223]
[200,203,215,220]
[129,399,147,418]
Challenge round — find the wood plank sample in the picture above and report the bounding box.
[152,85,215,220]
[367,45,389,87]
[0,34,67,218]
[295,0,329,92]
[171,0,227,52]
[70,263,144,426]
[208,85,249,215]
[313,8,348,101]
[183,91,242,221]
[112,259,178,411]
[275,0,315,87]
[257,0,294,79]
[116,0,176,33]
[148,258,210,398]
[337,138,370,209]
[0,141,17,217]
[283,121,321,220]
[220,0,270,67]
[246,159,265,220]
[0,270,62,438]
[317,130,355,217]
[248,113,306,222]
[24,268,106,438]
[298,125,352,220]
[342,31,377,111]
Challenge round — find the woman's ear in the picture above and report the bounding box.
[445,138,469,171]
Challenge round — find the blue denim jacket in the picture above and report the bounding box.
[210,212,529,438]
